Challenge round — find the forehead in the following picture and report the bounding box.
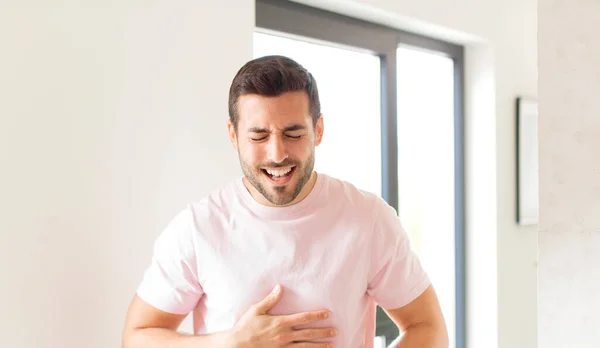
[237,91,311,129]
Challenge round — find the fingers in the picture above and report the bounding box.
[252,284,283,314]
[290,327,337,341]
[286,342,334,348]
[280,309,332,326]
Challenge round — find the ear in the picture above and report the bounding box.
[227,120,237,150]
[314,115,324,146]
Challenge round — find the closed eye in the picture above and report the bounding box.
[286,134,303,139]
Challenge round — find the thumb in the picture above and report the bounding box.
[253,284,283,314]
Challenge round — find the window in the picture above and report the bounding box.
[397,46,457,347]
[255,1,465,347]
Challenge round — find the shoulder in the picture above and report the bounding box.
[320,175,401,238]
[161,179,240,240]
[321,174,391,215]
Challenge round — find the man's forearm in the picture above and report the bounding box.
[123,327,233,348]
[390,323,448,348]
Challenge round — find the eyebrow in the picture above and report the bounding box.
[247,124,307,133]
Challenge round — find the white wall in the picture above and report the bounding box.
[294,1,538,348]
[0,2,253,347]
[538,1,600,347]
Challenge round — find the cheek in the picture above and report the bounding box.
[289,140,312,159]
[240,144,264,164]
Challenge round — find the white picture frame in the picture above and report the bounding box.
[516,97,539,226]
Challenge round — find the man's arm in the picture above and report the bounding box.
[122,208,227,347]
[122,295,231,348]
[383,285,448,348]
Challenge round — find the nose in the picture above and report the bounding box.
[266,134,288,164]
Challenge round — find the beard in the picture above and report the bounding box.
[239,150,315,206]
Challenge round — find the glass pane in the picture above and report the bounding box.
[253,31,382,196]
[396,46,456,348]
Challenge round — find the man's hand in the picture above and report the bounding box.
[231,285,337,347]
[122,284,336,348]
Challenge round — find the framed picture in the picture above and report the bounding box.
[516,97,539,226]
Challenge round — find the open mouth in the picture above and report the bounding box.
[261,166,296,185]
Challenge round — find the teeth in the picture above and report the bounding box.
[265,167,293,177]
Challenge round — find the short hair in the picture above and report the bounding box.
[228,55,321,130]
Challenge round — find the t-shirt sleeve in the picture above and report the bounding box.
[136,207,204,315]
[367,198,431,310]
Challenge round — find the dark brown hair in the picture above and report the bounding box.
[228,55,321,130]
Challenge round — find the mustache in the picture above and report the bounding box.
[259,159,298,168]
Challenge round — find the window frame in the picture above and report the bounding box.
[255,1,466,347]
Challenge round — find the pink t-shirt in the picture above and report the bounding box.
[137,173,430,347]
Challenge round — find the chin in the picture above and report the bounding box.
[263,181,298,204]
[266,186,295,202]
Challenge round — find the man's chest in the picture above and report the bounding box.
[195,222,372,320]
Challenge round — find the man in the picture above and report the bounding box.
[122,55,448,348]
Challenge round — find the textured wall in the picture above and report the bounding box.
[538,1,600,347]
